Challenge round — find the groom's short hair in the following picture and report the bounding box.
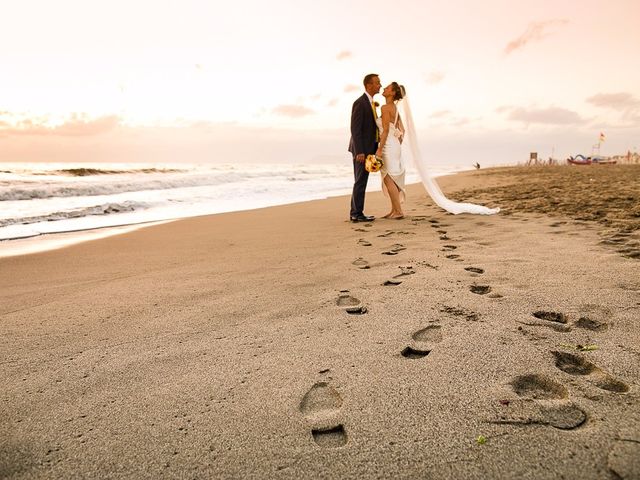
[363,73,379,87]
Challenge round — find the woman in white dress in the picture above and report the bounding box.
[375,82,406,219]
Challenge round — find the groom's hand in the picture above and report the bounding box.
[356,154,365,163]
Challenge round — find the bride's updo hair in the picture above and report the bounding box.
[391,82,406,101]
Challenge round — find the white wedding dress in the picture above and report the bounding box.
[376,109,405,202]
[398,93,500,215]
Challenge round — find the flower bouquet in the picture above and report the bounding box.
[365,154,383,173]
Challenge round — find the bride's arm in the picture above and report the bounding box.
[375,106,391,157]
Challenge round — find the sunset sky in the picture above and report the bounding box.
[1,0,639,166]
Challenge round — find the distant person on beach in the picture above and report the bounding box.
[474,162,481,169]
[348,73,381,222]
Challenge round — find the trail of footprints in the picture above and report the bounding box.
[302,216,489,447]
[305,215,631,448]
[354,218,493,294]
[432,220,496,296]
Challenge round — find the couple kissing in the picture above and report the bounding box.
[348,73,500,221]
[348,73,406,222]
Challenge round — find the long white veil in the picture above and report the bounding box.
[399,93,500,215]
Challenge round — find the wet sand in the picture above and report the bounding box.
[1,165,638,479]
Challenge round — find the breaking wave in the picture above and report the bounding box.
[0,202,144,227]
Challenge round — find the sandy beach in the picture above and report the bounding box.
[1,165,639,479]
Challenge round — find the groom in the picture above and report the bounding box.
[348,73,381,222]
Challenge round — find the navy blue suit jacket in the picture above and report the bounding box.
[348,93,378,157]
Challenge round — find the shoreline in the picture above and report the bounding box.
[3,163,638,259]
[0,220,175,258]
[0,177,431,259]
[0,163,479,257]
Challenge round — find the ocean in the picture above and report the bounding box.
[0,162,465,254]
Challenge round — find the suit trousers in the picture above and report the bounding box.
[350,156,370,217]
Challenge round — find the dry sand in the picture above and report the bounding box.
[1,165,639,479]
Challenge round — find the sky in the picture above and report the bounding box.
[1,0,639,167]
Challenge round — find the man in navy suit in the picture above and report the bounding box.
[348,73,381,222]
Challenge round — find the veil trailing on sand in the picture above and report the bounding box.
[398,92,500,215]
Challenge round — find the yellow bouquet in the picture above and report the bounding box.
[365,154,383,173]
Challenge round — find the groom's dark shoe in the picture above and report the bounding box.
[350,214,375,222]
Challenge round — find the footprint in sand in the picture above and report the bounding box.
[401,346,431,359]
[358,239,372,247]
[441,305,480,322]
[441,245,457,252]
[528,311,572,332]
[464,267,484,274]
[352,258,370,270]
[533,311,567,323]
[552,351,629,393]
[382,244,406,255]
[445,254,460,260]
[393,266,415,278]
[510,374,568,400]
[491,374,586,430]
[336,290,367,315]
[412,325,442,343]
[575,316,608,332]
[402,325,442,359]
[470,285,492,295]
[300,382,347,448]
[300,382,343,416]
[378,231,394,238]
[385,268,411,285]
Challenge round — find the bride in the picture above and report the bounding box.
[376,83,499,216]
[376,82,407,219]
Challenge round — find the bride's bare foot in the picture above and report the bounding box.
[388,212,405,220]
[382,212,393,218]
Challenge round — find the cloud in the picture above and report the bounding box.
[586,92,640,110]
[271,105,315,118]
[504,19,568,55]
[503,106,585,125]
[336,50,352,61]
[344,84,360,93]
[586,92,640,125]
[425,71,445,85]
[327,98,338,107]
[0,114,121,136]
